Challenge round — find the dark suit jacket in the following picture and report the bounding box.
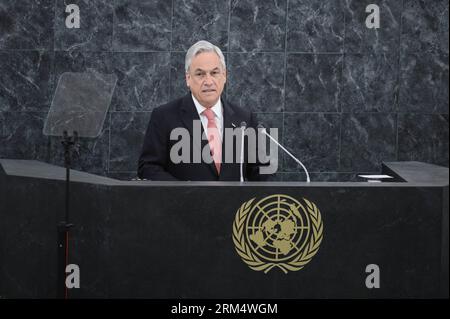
[138,94,265,181]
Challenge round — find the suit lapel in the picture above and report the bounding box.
[179,94,199,136]
[179,94,218,177]
[220,98,241,179]
[222,97,237,132]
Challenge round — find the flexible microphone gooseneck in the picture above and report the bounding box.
[258,124,310,183]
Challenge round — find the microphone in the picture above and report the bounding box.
[239,121,247,182]
[257,123,310,183]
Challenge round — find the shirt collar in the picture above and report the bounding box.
[191,94,222,120]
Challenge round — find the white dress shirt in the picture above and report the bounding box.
[191,94,224,141]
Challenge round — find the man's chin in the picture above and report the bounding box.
[201,91,217,97]
[200,96,219,106]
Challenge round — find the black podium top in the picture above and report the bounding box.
[0,159,448,187]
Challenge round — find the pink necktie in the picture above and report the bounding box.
[202,109,221,174]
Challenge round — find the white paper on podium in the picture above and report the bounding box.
[358,174,394,179]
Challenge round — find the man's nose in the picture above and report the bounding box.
[203,73,214,84]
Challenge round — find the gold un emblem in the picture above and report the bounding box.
[232,194,323,274]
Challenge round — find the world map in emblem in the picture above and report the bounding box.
[232,194,323,273]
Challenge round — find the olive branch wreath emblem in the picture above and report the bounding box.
[232,196,323,274]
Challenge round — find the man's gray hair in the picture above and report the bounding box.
[185,40,226,73]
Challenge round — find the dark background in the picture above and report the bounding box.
[0,0,448,181]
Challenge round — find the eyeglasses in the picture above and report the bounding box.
[191,69,224,81]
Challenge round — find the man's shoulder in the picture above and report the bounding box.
[224,99,253,119]
[153,95,254,120]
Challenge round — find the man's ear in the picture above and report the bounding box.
[185,72,190,88]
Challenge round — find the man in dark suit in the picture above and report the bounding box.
[138,40,265,181]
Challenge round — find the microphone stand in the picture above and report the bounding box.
[239,122,246,182]
[260,126,310,183]
[57,130,78,298]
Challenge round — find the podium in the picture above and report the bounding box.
[0,159,448,298]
